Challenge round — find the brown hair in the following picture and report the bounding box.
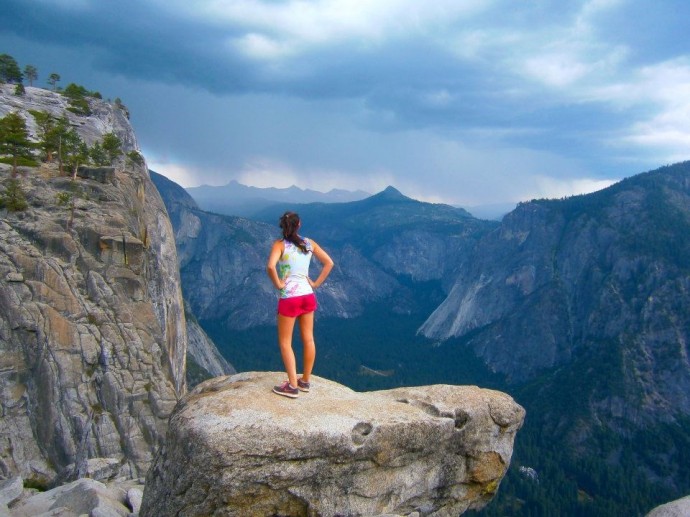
[279,211,308,253]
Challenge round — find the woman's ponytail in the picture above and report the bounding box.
[279,211,308,253]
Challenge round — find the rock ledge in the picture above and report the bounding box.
[141,372,525,516]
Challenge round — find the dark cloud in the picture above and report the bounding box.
[2,0,689,205]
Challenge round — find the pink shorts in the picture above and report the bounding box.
[277,293,317,317]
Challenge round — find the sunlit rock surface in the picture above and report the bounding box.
[141,372,524,517]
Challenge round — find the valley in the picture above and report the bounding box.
[154,163,690,516]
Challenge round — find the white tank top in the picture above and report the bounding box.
[278,238,314,299]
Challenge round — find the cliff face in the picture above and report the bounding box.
[420,164,690,423]
[185,302,235,378]
[140,372,525,517]
[0,85,187,484]
[151,171,279,330]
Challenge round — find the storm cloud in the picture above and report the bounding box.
[2,0,689,209]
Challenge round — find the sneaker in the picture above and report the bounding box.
[272,381,299,399]
[297,378,310,392]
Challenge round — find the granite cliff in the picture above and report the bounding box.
[0,84,186,485]
[419,163,690,421]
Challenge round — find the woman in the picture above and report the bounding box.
[266,211,334,398]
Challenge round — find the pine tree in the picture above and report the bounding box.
[0,54,22,83]
[48,73,61,91]
[51,116,72,175]
[60,125,88,178]
[0,178,28,211]
[0,112,34,176]
[102,133,123,164]
[89,141,109,166]
[30,110,58,162]
[23,64,38,86]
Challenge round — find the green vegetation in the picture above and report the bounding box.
[23,477,49,492]
[47,73,60,91]
[0,53,22,83]
[63,83,95,116]
[536,162,690,271]
[475,416,690,516]
[23,64,37,86]
[0,112,35,174]
[3,54,130,171]
[65,132,89,178]
[89,141,109,166]
[26,110,123,174]
[29,110,58,162]
[0,178,28,211]
[56,180,88,229]
[114,97,130,119]
[127,150,144,166]
[101,132,122,163]
[0,52,136,228]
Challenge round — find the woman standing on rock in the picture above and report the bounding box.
[266,211,334,398]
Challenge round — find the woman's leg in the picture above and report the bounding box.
[277,314,298,387]
[298,311,316,382]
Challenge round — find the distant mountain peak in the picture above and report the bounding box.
[376,186,409,201]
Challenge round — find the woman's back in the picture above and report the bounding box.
[278,239,313,298]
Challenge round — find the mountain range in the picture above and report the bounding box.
[185,179,513,220]
[154,162,690,516]
[185,180,370,218]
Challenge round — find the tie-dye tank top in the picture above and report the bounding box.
[278,238,314,299]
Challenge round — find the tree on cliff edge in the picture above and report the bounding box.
[48,73,61,91]
[24,64,38,86]
[0,54,22,84]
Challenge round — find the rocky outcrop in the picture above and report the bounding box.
[646,494,690,517]
[5,476,143,517]
[140,372,525,517]
[0,85,187,485]
[76,165,116,184]
[0,85,134,151]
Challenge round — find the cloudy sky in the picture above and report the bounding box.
[2,0,690,210]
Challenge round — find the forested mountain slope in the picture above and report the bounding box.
[421,163,690,422]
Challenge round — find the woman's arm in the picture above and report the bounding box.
[266,240,286,290]
[308,240,334,289]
